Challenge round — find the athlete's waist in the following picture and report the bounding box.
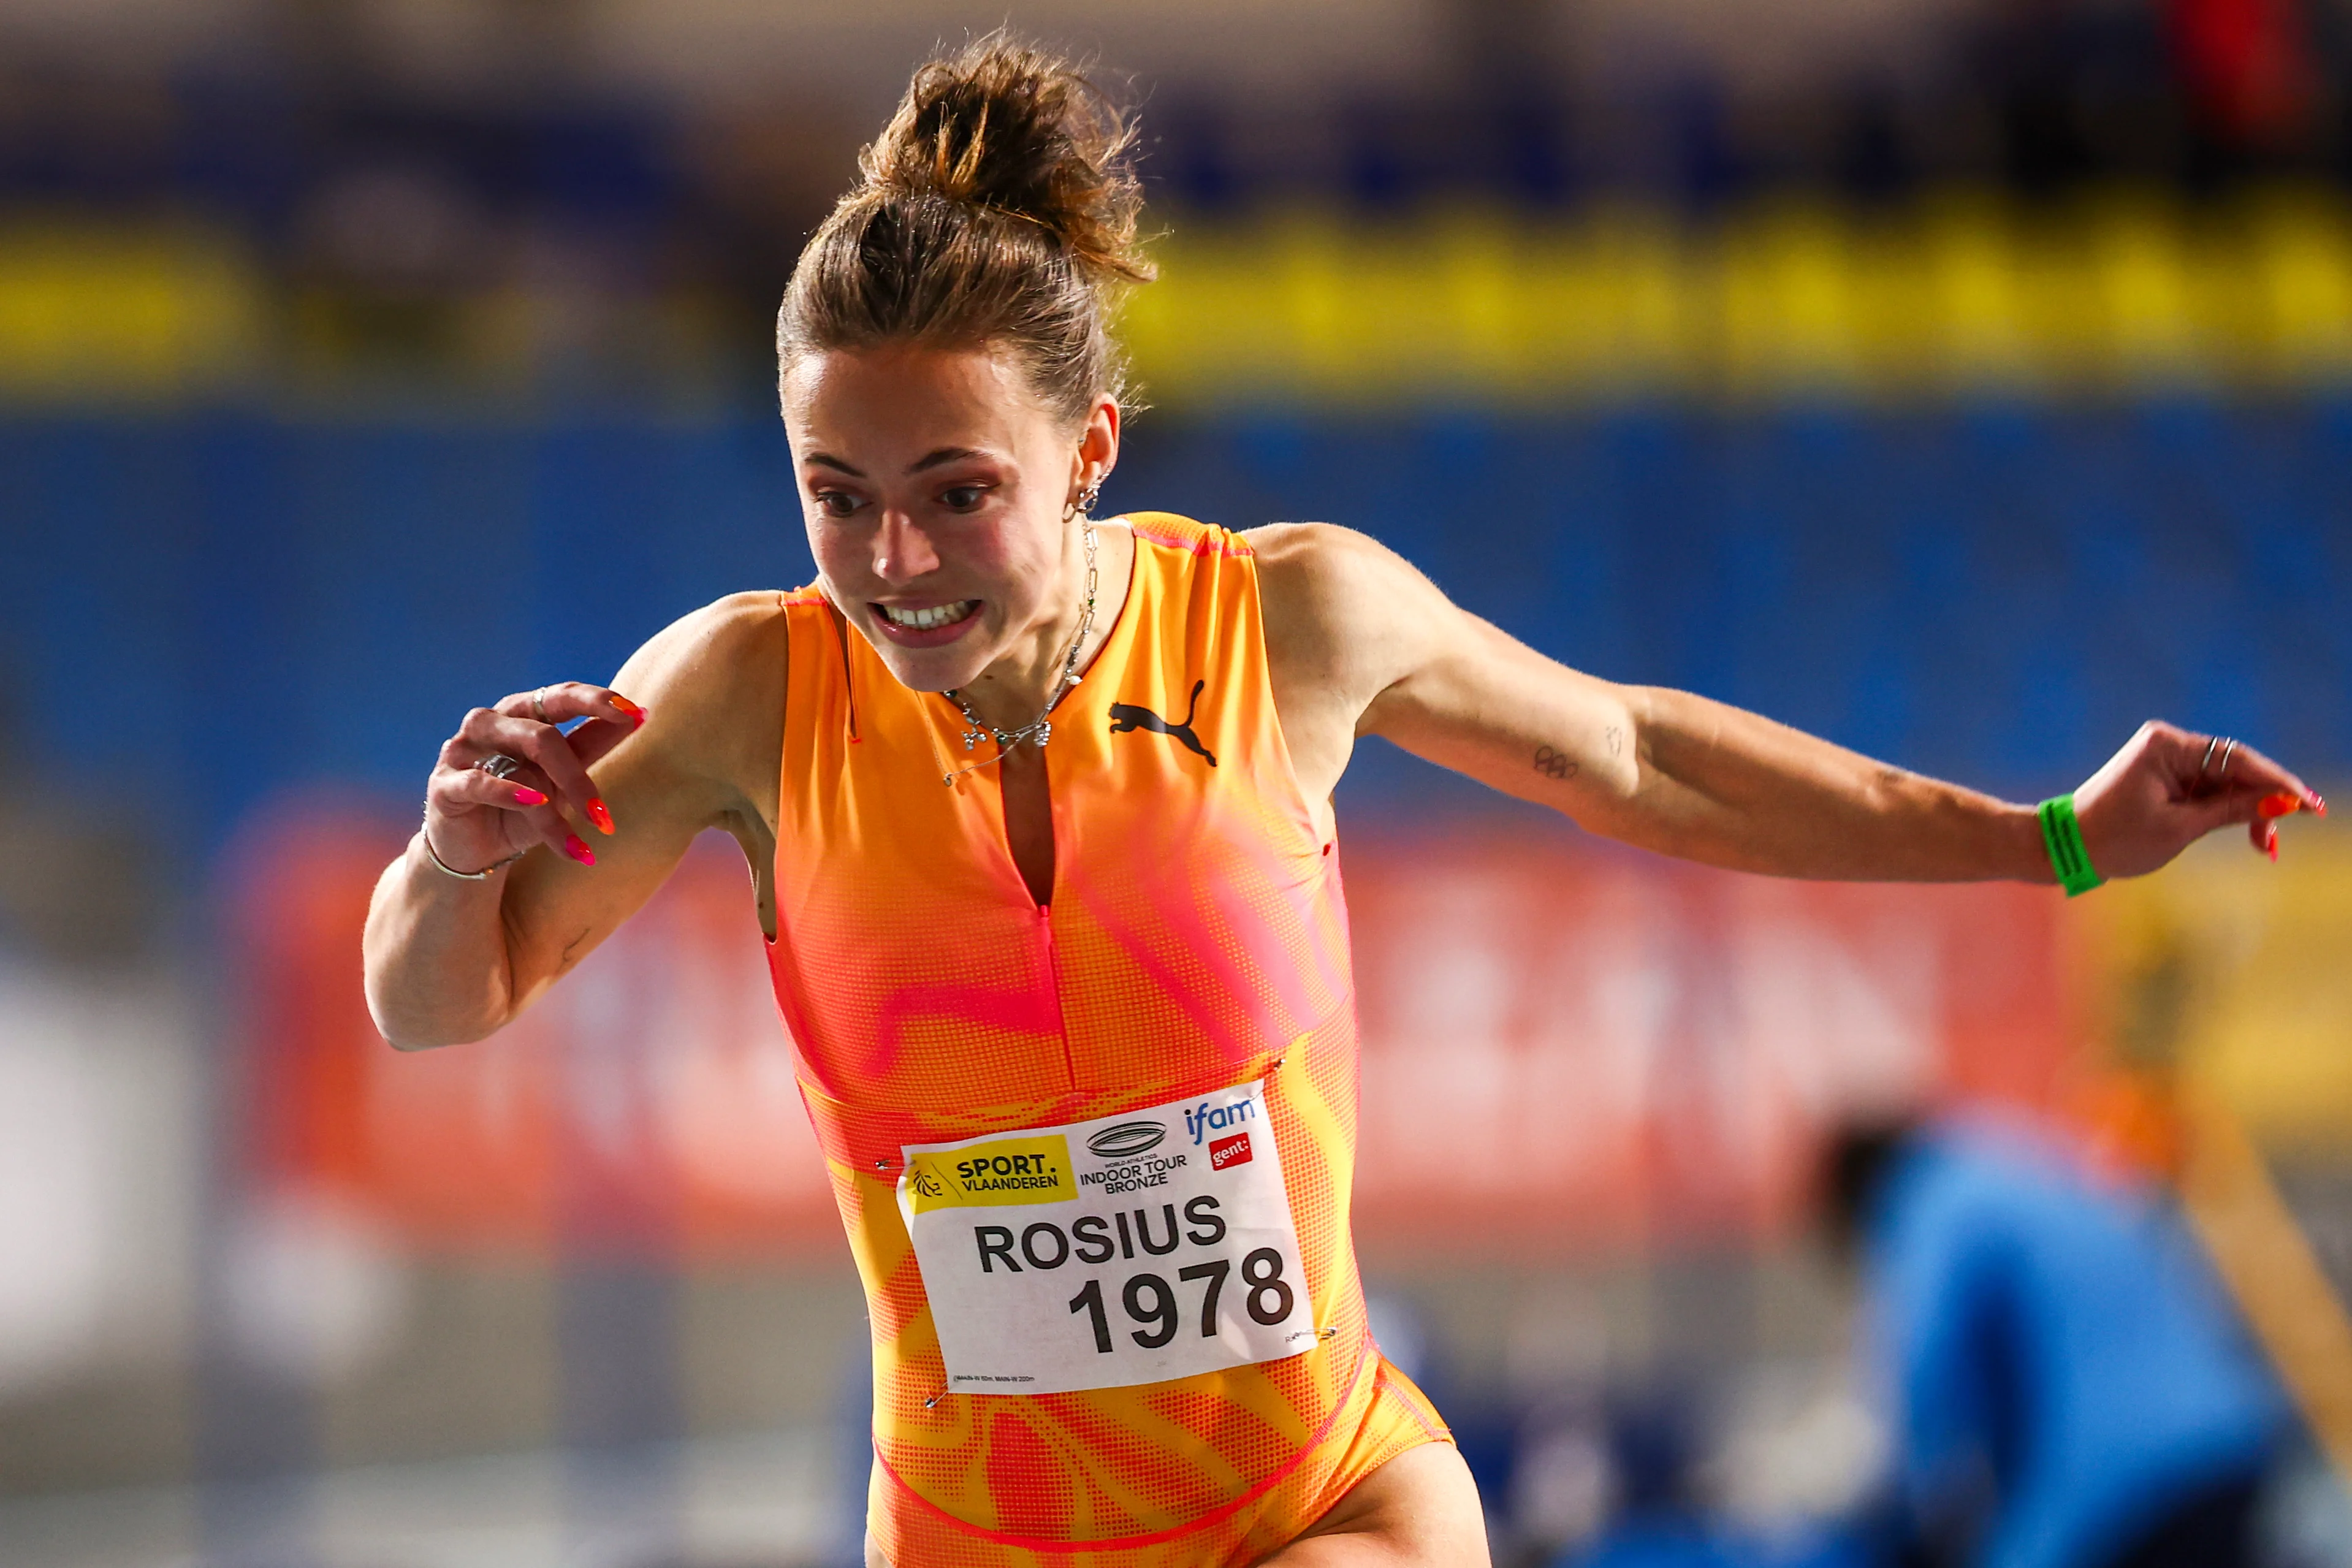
[794,1043,1325,1175]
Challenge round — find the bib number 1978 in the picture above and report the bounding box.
[897,1079,1319,1396]
[1067,1246,1294,1353]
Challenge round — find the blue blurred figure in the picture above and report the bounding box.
[1828,1114,2286,1568]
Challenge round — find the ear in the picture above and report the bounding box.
[1077,395,1122,490]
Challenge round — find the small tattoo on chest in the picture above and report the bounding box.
[1605,726,1623,756]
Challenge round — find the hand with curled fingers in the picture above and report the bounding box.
[2074,720,2326,881]
[421,683,648,878]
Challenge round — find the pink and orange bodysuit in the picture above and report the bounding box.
[766,512,1450,1567]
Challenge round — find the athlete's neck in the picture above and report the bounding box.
[957,519,1132,733]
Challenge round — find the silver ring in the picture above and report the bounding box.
[2201,736,2222,775]
[478,753,525,780]
[2219,738,2237,776]
[531,687,549,723]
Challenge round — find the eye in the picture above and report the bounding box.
[813,489,861,519]
[940,484,988,512]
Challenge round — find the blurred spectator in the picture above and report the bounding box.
[2170,0,2316,154]
[1827,1114,2286,1568]
[1955,0,2179,192]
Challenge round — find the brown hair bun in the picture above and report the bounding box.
[861,35,1153,287]
[778,32,1156,423]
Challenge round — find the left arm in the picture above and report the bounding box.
[1254,523,2320,883]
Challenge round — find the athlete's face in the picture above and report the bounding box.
[783,342,1117,695]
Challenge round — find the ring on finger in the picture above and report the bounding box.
[2200,736,2221,776]
[478,753,526,781]
[531,687,549,723]
[2219,738,2237,776]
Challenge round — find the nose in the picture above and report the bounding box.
[872,508,940,584]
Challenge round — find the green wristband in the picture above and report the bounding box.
[2038,794,2103,897]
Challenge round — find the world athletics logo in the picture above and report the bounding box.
[1085,1121,1167,1159]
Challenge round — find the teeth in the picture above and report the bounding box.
[881,600,975,631]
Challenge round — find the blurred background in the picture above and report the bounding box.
[4,0,2352,1564]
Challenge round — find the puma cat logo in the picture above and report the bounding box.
[1108,679,1218,767]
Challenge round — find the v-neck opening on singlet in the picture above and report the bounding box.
[954,517,1144,916]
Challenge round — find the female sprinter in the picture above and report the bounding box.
[363,36,2321,1568]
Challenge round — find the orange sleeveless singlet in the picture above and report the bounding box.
[766,512,1449,1567]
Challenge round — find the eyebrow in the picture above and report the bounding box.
[802,446,991,479]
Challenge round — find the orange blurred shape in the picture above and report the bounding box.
[238,814,2081,1262]
[1345,835,2077,1255]
[2063,1065,2188,1184]
[233,815,835,1260]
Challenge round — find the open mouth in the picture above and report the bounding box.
[873,599,982,643]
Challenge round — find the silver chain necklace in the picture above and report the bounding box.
[942,522,1098,785]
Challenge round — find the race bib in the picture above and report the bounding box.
[897,1079,1318,1395]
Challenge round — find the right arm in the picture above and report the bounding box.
[362,592,788,1049]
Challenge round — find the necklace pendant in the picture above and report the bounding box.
[962,729,983,752]
[1036,720,1052,747]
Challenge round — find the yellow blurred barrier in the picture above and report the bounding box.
[1124,186,2352,407]
[2096,816,2352,1482]
[3,188,2351,405]
[2180,1095,2352,1483]
[0,218,261,400]
[2100,819,2352,1149]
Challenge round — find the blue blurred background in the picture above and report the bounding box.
[6,1,2352,1566]
[17,400,2349,869]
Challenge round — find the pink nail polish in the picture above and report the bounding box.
[2266,826,2280,863]
[513,786,547,807]
[611,695,647,726]
[565,833,596,867]
[586,797,616,835]
[2314,794,2329,818]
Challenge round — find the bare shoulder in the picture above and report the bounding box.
[607,589,791,816]
[1245,522,1458,712]
[620,589,788,689]
[1246,519,1419,601]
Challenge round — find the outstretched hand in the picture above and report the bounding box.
[2074,721,2325,881]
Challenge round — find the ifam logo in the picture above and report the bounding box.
[1183,1095,1260,1145]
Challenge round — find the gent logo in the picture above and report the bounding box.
[1209,1132,1253,1171]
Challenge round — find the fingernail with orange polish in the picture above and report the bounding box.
[565,833,596,867]
[586,797,615,835]
[611,695,646,725]
[2266,826,2280,863]
[513,786,547,807]
[2313,793,2329,818]
[2259,792,2301,819]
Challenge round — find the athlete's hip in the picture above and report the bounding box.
[863,1350,1452,1568]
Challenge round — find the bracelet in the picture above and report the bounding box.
[420,816,526,881]
[2037,794,2103,897]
